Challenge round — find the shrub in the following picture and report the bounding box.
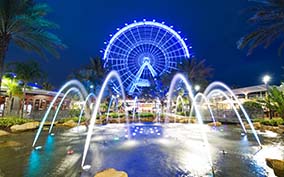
[58,117,86,124]
[139,112,154,118]
[0,117,32,128]
[69,109,81,117]
[242,101,264,119]
[254,117,284,126]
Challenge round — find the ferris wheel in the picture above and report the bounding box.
[103,20,191,95]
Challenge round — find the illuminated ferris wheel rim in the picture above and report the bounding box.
[103,20,190,60]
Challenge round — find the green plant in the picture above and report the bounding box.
[254,117,284,126]
[0,117,32,128]
[69,109,81,117]
[259,86,284,118]
[238,0,284,55]
[58,117,86,124]
[0,0,66,89]
[243,101,264,119]
[139,112,154,118]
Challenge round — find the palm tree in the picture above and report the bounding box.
[70,57,108,93]
[238,0,284,55]
[178,58,213,89]
[0,0,66,90]
[161,57,213,91]
[41,81,54,91]
[259,85,284,118]
[6,60,44,117]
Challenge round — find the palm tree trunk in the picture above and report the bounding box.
[20,84,27,118]
[0,34,11,93]
[0,34,11,117]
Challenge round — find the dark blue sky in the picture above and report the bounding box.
[6,0,284,88]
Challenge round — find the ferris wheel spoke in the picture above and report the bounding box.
[122,33,137,49]
[151,47,164,59]
[160,35,175,48]
[155,31,168,49]
[155,64,165,73]
[107,51,129,59]
[136,26,142,42]
[129,29,144,54]
[165,48,186,57]
[110,43,131,55]
[163,40,184,51]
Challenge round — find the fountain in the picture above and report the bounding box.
[174,95,185,123]
[77,92,96,127]
[32,80,88,147]
[204,82,262,146]
[132,96,138,122]
[166,73,213,168]
[106,95,119,123]
[189,93,216,126]
[29,72,268,177]
[81,71,129,169]
[49,87,83,134]
[206,89,247,133]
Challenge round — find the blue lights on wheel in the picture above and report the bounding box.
[103,20,191,95]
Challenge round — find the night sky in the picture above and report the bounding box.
[6,0,284,88]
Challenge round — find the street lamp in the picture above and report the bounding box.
[194,85,200,92]
[262,75,271,85]
[263,75,272,119]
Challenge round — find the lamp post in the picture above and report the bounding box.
[194,85,201,92]
[263,75,272,119]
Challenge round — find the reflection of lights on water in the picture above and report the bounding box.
[242,135,248,142]
[132,133,136,136]
[180,151,212,176]
[120,140,138,149]
[125,135,128,138]
[82,165,91,171]
[92,136,105,141]
[254,145,284,177]
[258,130,278,138]
[157,133,161,136]
[34,146,42,150]
[139,131,143,134]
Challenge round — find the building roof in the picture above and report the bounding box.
[231,84,267,95]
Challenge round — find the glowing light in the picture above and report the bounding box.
[194,85,201,92]
[262,75,271,84]
[34,146,42,150]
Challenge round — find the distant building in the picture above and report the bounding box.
[0,88,70,117]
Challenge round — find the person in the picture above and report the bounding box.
[85,119,90,132]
